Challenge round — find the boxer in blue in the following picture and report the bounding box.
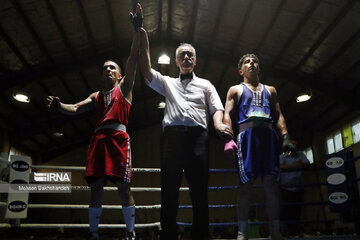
[223,54,294,240]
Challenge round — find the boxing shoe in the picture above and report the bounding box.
[89,207,102,239]
[237,231,248,240]
[269,220,285,240]
[271,232,285,240]
[88,231,99,240]
[125,231,136,240]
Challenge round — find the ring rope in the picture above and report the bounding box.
[0,202,161,209]
[31,165,240,173]
[1,200,341,210]
[2,163,356,230]
[2,180,359,192]
[0,157,9,165]
[31,165,161,173]
[31,163,359,174]
[3,181,356,192]
[179,219,335,227]
[73,180,359,190]
[0,223,160,228]
[31,165,325,173]
[0,219,336,229]
[29,165,333,173]
[70,186,189,192]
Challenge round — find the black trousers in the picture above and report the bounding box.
[280,189,305,236]
[160,126,209,240]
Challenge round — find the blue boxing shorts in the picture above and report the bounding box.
[236,126,280,184]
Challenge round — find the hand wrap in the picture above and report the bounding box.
[130,12,143,30]
[50,97,60,110]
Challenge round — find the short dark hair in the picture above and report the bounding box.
[237,53,260,70]
[104,59,122,74]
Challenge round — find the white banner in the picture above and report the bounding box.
[5,155,31,219]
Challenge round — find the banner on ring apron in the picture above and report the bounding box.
[325,151,351,213]
[5,155,31,219]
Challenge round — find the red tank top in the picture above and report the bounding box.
[95,85,131,127]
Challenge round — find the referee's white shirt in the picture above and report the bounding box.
[148,69,224,130]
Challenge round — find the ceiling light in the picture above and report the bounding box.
[158,102,166,109]
[296,93,311,103]
[53,132,64,138]
[158,54,170,64]
[13,92,30,103]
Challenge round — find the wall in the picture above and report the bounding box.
[0,132,10,223]
[309,113,360,234]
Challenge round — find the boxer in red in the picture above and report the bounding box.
[46,11,142,238]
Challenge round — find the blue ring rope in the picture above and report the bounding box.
[177,219,335,227]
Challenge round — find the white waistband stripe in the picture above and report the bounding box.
[94,123,126,133]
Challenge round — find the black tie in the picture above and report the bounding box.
[180,73,193,80]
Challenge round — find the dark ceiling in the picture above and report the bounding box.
[0,0,359,162]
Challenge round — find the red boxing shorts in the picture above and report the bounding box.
[86,128,132,183]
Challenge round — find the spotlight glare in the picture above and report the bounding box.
[296,94,311,103]
[158,54,170,64]
[158,102,166,109]
[53,132,64,138]
[13,93,30,103]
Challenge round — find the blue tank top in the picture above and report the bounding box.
[237,83,272,124]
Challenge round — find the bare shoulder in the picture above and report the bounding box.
[265,84,277,95]
[226,84,243,102]
[88,91,98,101]
[90,91,98,97]
[119,77,125,87]
[229,84,243,93]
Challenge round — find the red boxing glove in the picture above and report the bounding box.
[224,139,238,156]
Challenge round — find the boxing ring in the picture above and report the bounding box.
[0,154,360,239]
